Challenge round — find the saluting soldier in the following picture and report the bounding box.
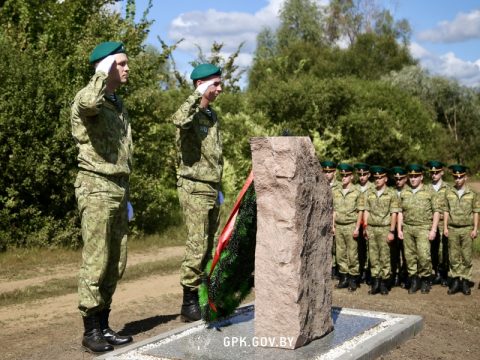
[398,164,441,294]
[443,165,479,295]
[332,163,364,292]
[426,160,450,286]
[363,166,401,295]
[172,64,224,322]
[321,160,339,278]
[354,163,373,284]
[390,166,409,288]
[72,42,133,353]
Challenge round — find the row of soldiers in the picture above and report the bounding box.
[321,160,479,296]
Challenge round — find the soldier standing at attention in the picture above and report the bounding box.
[332,163,364,292]
[363,166,400,295]
[443,165,479,295]
[321,160,339,278]
[72,41,133,353]
[354,163,372,284]
[398,164,441,294]
[390,166,409,288]
[172,64,223,322]
[321,161,338,189]
[426,160,450,286]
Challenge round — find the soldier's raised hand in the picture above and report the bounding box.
[196,79,215,95]
[96,55,116,75]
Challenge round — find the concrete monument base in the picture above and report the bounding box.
[96,303,423,360]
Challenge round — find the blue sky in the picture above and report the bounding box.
[125,0,480,87]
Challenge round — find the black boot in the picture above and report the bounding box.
[431,271,442,285]
[364,268,372,285]
[331,266,340,280]
[336,274,349,289]
[368,278,380,295]
[98,309,133,346]
[391,273,401,288]
[447,277,460,295]
[440,270,449,287]
[380,280,389,295]
[400,273,410,289]
[181,287,202,322]
[461,278,471,295]
[408,276,419,294]
[82,315,114,353]
[420,277,431,294]
[348,275,358,292]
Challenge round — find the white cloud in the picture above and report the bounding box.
[168,1,285,55]
[418,9,480,43]
[410,42,480,87]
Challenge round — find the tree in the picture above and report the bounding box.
[385,66,480,169]
[277,0,325,48]
[0,0,157,249]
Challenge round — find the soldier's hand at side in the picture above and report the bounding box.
[96,55,116,75]
[444,228,448,237]
[363,229,368,240]
[471,229,478,239]
[428,230,436,241]
[353,228,359,238]
[387,232,394,242]
[196,80,215,95]
[398,230,404,240]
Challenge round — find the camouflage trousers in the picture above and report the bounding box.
[367,226,391,280]
[448,226,473,280]
[335,223,360,276]
[75,170,129,317]
[177,177,220,289]
[403,224,432,278]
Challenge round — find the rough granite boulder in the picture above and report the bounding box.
[250,136,333,349]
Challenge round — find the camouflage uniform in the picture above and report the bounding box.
[333,186,364,277]
[356,181,373,280]
[172,90,223,289]
[71,71,133,317]
[444,186,480,281]
[428,181,450,282]
[364,187,400,280]
[400,186,441,278]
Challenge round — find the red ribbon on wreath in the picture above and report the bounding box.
[207,170,254,312]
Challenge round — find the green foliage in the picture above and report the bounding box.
[384,66,480,170]
[1,0,480,252]
[0,0,157,249]
[199,183,256,322]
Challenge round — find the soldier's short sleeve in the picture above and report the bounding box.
[171,90,202,128]
[432,191,444,213]
[356,190,366,211]
[390,190,401,213]
[473,190,480,213]
[363,192,370,212]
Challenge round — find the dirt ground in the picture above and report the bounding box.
[0,244,479,360]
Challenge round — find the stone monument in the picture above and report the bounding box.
[250,136,334,349]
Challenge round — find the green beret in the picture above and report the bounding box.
[354,162,370,175]
[370,165,388,177]
[89,41,126,64]
[390,166,407,178]
[320,160,337,171]
[337,163,354,174]
[425,160,445,171]
[448,164,468,177]
[190,63,222,81]
[406,164,424,175]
